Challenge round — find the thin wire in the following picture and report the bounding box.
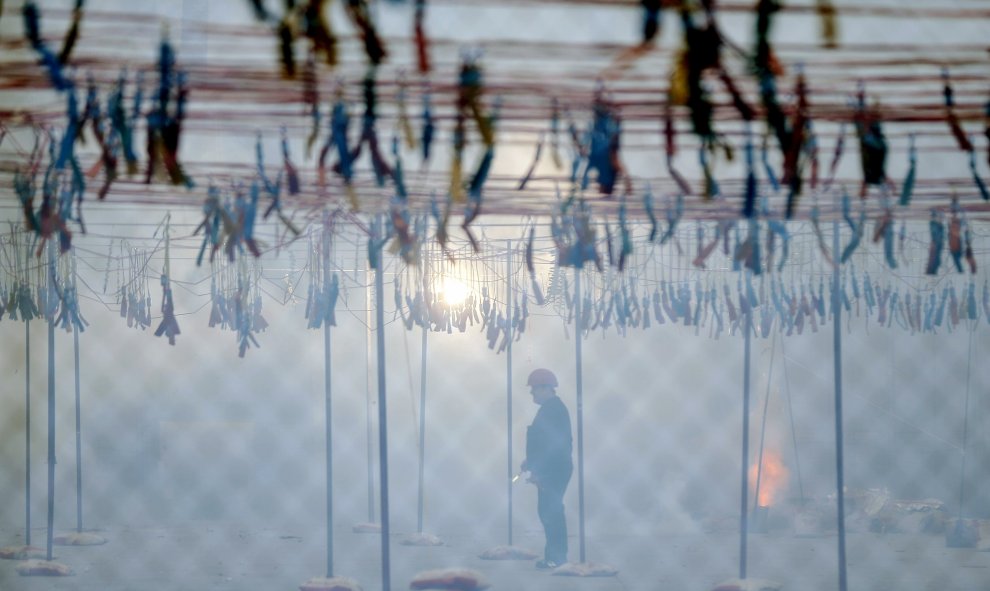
[752,331,777,512]
[780,337,805,504]
[956,324,975,518]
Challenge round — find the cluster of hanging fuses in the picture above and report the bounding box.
[227,0,493,268]
[378,256,989,350]
[557,272,990,340]
[287,0,990,281]
[0,235,87,333]
[391,278,531,352]
[16,1,191,258]
[303,220,341,335]
[85,236,267,353]
[115,246,154,332]
[5,269,89,333]
[13,0,990,278]
[205,258,270,357]
[7,1,990,355]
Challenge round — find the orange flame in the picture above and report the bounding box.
[749,449,789,507]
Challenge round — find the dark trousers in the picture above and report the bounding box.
[536,468,571,564]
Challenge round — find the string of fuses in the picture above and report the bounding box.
[3,219,985,364]
[1,0,986,351]
[5,1,979,224]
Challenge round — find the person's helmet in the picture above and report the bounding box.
[527,368,558,388]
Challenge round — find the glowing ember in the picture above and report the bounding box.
[749,449,789,507]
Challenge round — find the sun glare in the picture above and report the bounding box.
[441,277,470,306]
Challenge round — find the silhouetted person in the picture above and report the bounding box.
[521,368,572,569]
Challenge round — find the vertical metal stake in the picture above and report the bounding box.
[739,277,752,580]
[323,227,334,578]
[25,318,32,547]
[505,241,514,546]
[365,274,375,523]
[45,245,56,562]
[74,320,82,533]
[574,266,586,564]
[73,251,82,534]
[832,221,848,591]
[417,323,427,534]
[373,217,392,591]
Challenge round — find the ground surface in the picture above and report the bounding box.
[1,523,989,591]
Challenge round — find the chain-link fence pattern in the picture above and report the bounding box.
[2,1,990,591]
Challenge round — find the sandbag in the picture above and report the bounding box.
[16,559,74,576]
[400,532,444,546]
[299,576,363,591]
[711,578,782,591]
[0,545,46,560]
[551,562,619,577]
[409,568,490,590]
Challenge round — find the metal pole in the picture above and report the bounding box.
[25,318,32,547]
[832,221,848,591]
[366,270,376,523]
[323,228,334,578]
[373,217,392,591]
[74,315,82,533]
[574,266,585,564]
[739,276,752,580]
[505,241,514,546]
[323,319,334,576]
[957,327,975,521]
[416,323,427,534]
[45,245,56,562]
[72,248,82,534]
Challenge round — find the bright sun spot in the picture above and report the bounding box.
[441,277,469,306]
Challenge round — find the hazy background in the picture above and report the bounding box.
[0,0,989,587]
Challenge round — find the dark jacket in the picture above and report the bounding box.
[526,395,573,482]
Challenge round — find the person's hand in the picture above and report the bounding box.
[527,472,540,486]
